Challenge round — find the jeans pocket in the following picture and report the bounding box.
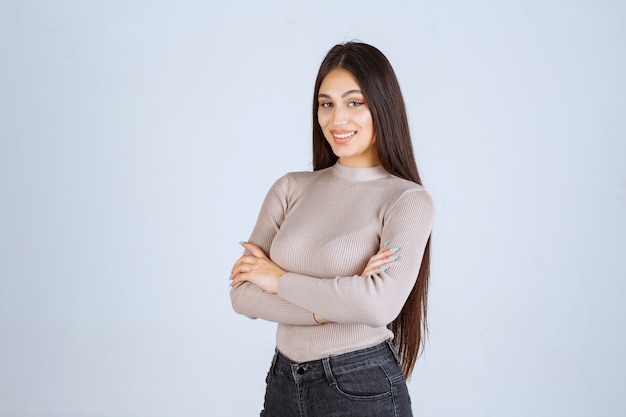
[331,363,392,401]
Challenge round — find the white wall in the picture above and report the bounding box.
[1,1,624,416]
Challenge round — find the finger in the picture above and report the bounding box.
[232,253,265,269]
[361,265,376,276]
[381,240,397,251]
[361,256,398,276]
[368,250,395,263]
[230,258,249,278]
[361,266,386,276]
[368,251,399,268]
[230,258,260,280]
[377,256,398,268]
[240,241,268,259]
[361,262,393,276]
[231,272,249,286]
[373,245,399,258]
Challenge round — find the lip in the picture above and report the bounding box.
[331,130,356,144]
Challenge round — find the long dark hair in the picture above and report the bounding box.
[312,42,432,379]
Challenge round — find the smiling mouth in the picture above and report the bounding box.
[332,131,356,142]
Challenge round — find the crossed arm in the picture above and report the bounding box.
[228,174,433,327]
[229,240,399,324]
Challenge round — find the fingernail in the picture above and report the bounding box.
[389,247,399,252]
[388,255,399,260]
[383,240,391,246]
[239,241,246,245]
[380,265,390,271]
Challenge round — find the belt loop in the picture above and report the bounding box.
[386,339,401,365]
[322,357,337,387]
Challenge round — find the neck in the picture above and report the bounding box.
[337,154,381,168]
[331,163,388,181]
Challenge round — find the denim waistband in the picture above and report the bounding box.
[271,340,401,383]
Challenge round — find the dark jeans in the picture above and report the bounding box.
[260,340,413,417]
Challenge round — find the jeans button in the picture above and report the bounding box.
[297,367,305,375]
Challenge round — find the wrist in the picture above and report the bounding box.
[314,313,331,324]
[275,271,287,293]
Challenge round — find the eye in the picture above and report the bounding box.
[319,102,333,108]
[348,101,364,107]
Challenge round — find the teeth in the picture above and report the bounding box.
[334,132,355,139]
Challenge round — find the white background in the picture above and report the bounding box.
[1,1,625,416]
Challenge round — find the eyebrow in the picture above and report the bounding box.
[318,89,363,99]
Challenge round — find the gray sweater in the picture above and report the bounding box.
[230,162,434,362]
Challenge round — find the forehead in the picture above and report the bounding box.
[318,68,362,94]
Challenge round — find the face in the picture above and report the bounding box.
[317,68,380,167]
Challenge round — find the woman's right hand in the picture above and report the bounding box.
[360,241,399,276]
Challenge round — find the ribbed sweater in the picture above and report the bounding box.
[230,162,434,362]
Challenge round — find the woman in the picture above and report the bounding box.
[229,41,434,417]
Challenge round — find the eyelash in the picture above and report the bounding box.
[319,101,364,108]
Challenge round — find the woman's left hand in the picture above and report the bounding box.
[230,241,286,294]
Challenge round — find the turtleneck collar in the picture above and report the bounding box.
[331,162,390,181]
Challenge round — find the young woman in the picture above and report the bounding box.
[229,41,434,417]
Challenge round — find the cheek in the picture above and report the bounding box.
[357,111,374,133]
[317,115,333,142]
[317,111,329,128]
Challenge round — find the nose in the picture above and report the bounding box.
[331,106,348,126]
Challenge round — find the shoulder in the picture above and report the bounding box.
[380,176,434,218]
[266,167,331,199]
[383,174,426,192]
[380,175,431,201]
[274,166,333,188]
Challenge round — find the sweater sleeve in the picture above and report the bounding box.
[276,188,434,328]
[229,174,318,326]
